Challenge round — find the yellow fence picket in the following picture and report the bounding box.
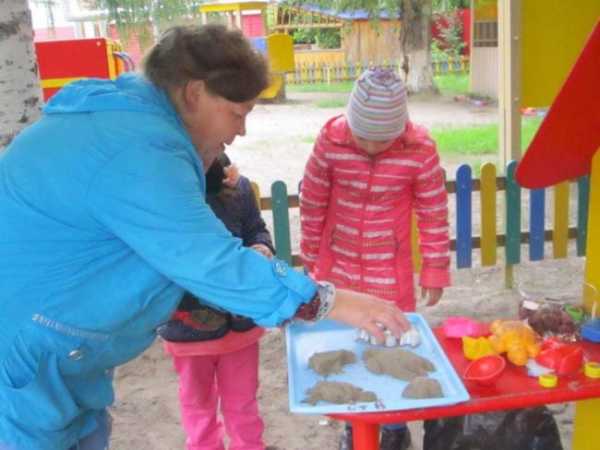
[287,56,470,84]
[250,181,261,209]
[480,163,498,266]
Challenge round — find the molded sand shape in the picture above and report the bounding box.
[402,376,443,399]
[304,381,378,405]
[363,348,435,381]
[308,350,357,376]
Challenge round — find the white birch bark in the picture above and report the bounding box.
[0,0,42,150]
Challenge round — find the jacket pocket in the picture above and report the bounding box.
[0,316,112,432]
[0,350,81,432]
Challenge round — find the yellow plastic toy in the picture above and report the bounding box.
[462,336,496,361]
[487,320,541,366]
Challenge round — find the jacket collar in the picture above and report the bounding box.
[321,114,413,156]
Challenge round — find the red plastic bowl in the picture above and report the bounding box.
[463,355,506,386]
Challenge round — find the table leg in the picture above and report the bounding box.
[351,420,380,450]
[572,398,600,450]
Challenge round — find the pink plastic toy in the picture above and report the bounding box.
[442,316,489,338]
[463,355,506,387]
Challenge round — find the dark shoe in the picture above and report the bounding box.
[339,423,353,450]
[380,427,411,450]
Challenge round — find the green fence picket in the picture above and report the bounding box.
[271,181,292,265]
[577,176,590,256]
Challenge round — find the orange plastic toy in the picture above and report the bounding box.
[487,320,541,366]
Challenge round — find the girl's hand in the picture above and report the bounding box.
[251,243,273,259]
[328,289,410,344]
[421,287,443,306]
[223,164,240,188]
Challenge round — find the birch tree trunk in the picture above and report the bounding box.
[0,0,42,150]
[400,0,437,94]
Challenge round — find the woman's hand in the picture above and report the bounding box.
[421,287,443,306]
[327,289,411,344]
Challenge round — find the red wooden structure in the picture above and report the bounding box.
[35,38,128,101]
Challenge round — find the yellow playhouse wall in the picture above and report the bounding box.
[521,1,600,107]
[294,49,346,66]
[584,151,600,313]
[342,21,402,64]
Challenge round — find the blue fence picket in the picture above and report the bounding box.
[529,188,545,261]
[455,164,473,268]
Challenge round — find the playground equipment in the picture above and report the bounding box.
[35,38,132,101]
[199,0,294,100]
[516,17,599,449]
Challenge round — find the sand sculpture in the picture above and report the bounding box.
[303,381,378,405]
[308,350,357,376]
[402,376,443,399]
[362,347,435,381]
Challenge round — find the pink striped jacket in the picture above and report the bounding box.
[300,115,450,311]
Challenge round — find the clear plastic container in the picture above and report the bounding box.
[583,282,599,317]
[516,272,589,342]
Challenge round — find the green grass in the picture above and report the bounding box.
[434,73,469,96]
[287,81,354,94]
[431,117,543,156]
[301,135,317,144]
[287,74,469,96]
[315,98,348,108]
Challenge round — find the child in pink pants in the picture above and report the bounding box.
[159,154,274,450]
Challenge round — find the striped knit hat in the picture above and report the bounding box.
[346,68,408,141]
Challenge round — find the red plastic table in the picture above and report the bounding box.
[329,328,600,450]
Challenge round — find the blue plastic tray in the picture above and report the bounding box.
[285,313,470,414]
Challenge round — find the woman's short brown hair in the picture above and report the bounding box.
[143,24,269,103]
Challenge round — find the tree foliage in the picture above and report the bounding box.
[286,0,436,92]
[87,0,203,49]
[432,0,469,12]
[292,28,341,49]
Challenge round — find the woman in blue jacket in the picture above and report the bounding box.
[0,24,408,450]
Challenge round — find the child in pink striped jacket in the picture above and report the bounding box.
[300,68,451,450]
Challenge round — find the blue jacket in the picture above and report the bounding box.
[0,74,315,449]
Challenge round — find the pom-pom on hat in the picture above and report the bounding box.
[346,68,408,141]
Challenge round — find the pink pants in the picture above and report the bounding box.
[172,342,265,450]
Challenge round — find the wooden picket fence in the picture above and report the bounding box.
[252,161,589,288]
[286,56,470,84]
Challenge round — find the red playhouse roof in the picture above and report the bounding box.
[516,20,600,189]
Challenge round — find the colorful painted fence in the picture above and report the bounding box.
[286,56,470,84]
[252,161,589,287]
